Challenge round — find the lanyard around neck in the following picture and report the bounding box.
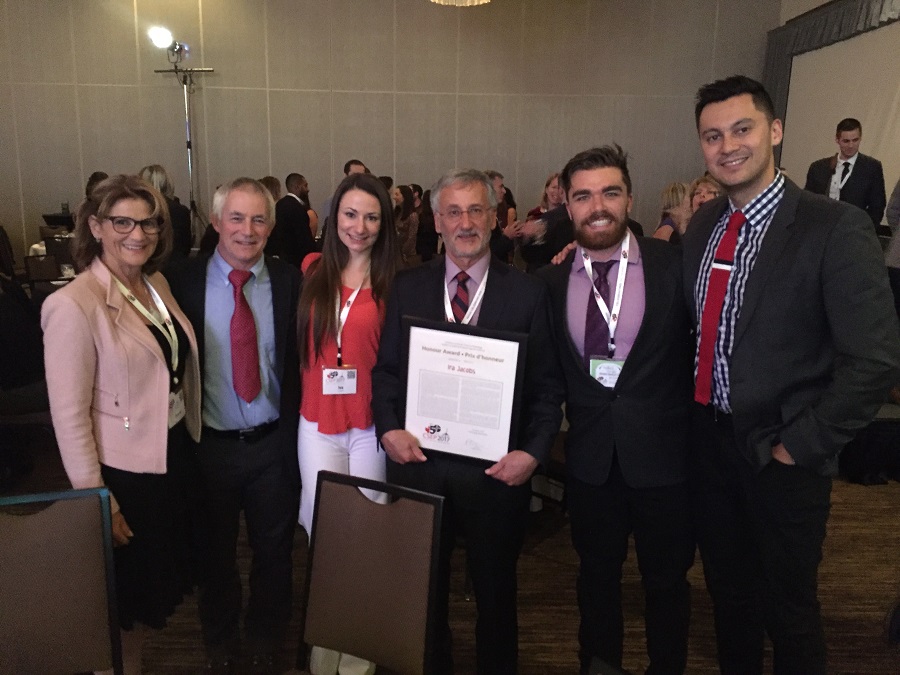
[113,275,179,375]
[443,267,489,325]
[335,272,368,366]
[581,230,631,357]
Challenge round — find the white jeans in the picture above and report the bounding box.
[297,416,387,536]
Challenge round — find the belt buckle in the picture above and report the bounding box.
[237,426,257,443]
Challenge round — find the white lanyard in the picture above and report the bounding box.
[581,230,631,357]
[335,279,366,366]
[114,275,179,375]
[443,268,489,325]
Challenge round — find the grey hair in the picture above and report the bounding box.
[430,169,498,213]
[211,177,276,224]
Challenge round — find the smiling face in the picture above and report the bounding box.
[336,188,382,260]
[698,93,783,209]
[836,129,861,160]
[89,197,159,281]
[691,180,721,213]
[435,181,496,270]
[212,187,273,271]
[545,176,564,208]
[565,167,632,253]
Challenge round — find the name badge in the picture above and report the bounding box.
[168,389,186,428]
[589,358,624,388]
[322,366,358,395]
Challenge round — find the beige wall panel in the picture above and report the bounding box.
[457,1,522,95]
[7,0,74,84]
[13,84,82,247]
[394,93,456,189]
[203,88,269,196]
[72,0,139,85]
[519,0,589,96]
[713,0,780,80]
[329,0,394,92]
[0,84,25,256]
[647,0,717,96]
[395,0,457,93]
[139,83,208,210]
[266,0,331,91]
[456,94,520,183]
[781,0,830,24]
[0,0,10,84]
[517,96,589,210]
[583,0,654,97]
[136,0,202,86]
[331,91,394,179]
[268,89,333,206]
[78,85,144,177]
[202,0,266,89]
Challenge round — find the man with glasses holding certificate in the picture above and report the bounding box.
[537,146,695,674]
[372,169,563,675]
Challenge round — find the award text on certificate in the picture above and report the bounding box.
[405,325,520,461]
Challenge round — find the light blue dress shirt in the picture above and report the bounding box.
[202,250,280,430]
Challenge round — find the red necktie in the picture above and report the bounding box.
[451,271,469,323]
[694,210,745,405]
[228,269,261,403]
[584,260,615,370]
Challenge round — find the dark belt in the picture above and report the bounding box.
[203,419,279,443]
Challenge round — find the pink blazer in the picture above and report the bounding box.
[41,258,201,511]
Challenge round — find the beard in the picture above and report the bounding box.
[574,210,629,252]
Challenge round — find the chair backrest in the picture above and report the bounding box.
[303,471,443,675]
[0,488,123,675]
[43,236,74,267]
[24,254,61,282]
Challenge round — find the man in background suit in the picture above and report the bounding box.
[537,146,694,674]
[804,117,887,227]
[372,169,563,675]
[166,177,300,674]
[266,172,316,267]
[685,76,900,674]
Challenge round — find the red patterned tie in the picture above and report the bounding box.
[228,269,261,403]
[694,210,746,405]
[451,271,469,323]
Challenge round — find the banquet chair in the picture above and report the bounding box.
[299,471,444,675]
[0,487,123,675]
[43,235,75,267]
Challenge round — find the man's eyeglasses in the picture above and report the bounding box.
[106,215,163,235]
[439,206,491,225]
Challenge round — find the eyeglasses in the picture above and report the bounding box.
[105,215,162,234]
[439,205,492,225]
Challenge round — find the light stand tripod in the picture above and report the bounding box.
[153,41,213,246]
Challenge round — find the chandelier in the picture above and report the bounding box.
[430,0,491,6]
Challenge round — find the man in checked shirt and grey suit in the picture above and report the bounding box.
[683,75,900,675]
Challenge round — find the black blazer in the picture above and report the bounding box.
[683,179,900,475]
[164,254,301,472]
[537,238,692,489]
[372,255,564,465]
[267,195,316,267]
[804,153,887,226]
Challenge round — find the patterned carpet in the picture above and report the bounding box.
[7,431,900,673]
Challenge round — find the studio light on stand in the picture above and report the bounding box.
[149,25,214,246]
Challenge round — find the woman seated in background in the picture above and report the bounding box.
[296,173,399,675]
[259,175,282,202]
[138,164,192,261]
[653,181,691,244]
[41,175,202,675]
[689,174,722,213]
[519,172,566,271]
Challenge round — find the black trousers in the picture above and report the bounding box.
[567,461,694,675]
[690,404,832,675]
[196,427,298,658]
[387,453,530,675]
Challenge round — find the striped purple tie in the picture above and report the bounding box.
[452,271,469,323]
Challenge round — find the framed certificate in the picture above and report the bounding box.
[402,316,527,462]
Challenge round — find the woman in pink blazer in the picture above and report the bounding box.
[41,175,201,675]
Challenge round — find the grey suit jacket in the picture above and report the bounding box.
[683,179,900,475]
